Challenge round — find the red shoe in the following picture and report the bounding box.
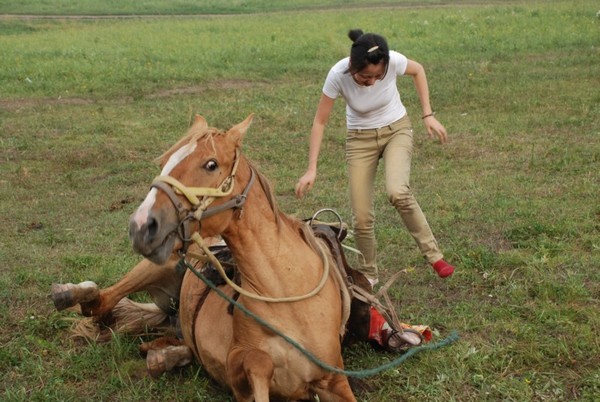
[432,259,455,278]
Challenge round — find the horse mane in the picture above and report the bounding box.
[243,156,282,225]
[243,156,326,261]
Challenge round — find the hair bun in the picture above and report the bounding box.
[348,29,364,42]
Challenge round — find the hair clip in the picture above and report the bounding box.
[368,46,379,53]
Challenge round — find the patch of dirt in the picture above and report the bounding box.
[26,222,44,230]
[148,80,258,99]
[0,80,260,111]
[109,196,136,211]
[0,97,94,111]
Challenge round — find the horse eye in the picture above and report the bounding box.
[204,160,218,172]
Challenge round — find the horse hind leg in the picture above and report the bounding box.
[51,281,99,311]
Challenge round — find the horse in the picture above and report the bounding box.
[52,226,375,381]
[128,114,358,401]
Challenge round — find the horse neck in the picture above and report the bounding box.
[219,160,323,292]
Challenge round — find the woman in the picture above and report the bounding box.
[295,29,455,287]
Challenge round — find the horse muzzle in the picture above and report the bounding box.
[128,212,180,265]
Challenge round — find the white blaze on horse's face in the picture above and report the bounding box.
[131,141,198,229]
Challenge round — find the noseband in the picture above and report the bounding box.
[150,149,256,255]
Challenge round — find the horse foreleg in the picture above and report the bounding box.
[89,257,181,318]
[53,256,180,321]
[311,355,357,402]
[228,348,274,402]
[313,373,357,402]
[51,281,99,311]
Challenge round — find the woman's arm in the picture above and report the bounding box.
[405,59,448,144]
[295,93,335,198]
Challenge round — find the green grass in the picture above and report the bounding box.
[1,1,599,401]
[0,0,515,16]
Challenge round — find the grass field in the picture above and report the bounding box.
[1,1,599,401]
[0,0,519,16]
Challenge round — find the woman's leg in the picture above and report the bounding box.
[382,118,444,264]
[346,130,380,282]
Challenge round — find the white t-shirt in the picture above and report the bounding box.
[322,50,409,130]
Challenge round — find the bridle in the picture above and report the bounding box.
[151,149,255,256]
[150,147,330,303]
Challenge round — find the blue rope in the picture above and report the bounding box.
[184,259,459,378]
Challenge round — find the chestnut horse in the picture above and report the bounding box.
[128,114,357,401]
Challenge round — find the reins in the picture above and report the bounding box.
[152,150,330,303]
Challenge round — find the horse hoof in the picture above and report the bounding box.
[146,346,193,378]
[51,283,76,311]
[51,281,99,311]
[146,349,167,378]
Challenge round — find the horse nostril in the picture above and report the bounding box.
[147,216,158,239]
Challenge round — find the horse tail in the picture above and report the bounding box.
[69,298,172,342]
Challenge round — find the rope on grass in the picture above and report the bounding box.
[182,258,459,378]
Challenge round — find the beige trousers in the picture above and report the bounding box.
[345,114,443,280]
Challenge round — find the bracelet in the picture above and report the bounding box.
[421,112,435,119]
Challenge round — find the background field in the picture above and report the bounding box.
[0,0,522,16]
[1,1,599,401]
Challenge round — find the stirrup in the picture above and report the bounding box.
[383,328,423,353]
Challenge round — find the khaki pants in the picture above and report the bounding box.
[345,114,443,280]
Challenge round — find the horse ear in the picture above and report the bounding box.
[229,114,254,145]
[193,114,208,130]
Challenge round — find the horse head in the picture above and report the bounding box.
[128,114,254,264]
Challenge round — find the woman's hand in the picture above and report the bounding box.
[295,170,317,198]
[423,116,448,144]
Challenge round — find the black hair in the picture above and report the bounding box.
[346,29,390,75]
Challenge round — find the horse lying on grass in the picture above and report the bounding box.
[53,114,425,402]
